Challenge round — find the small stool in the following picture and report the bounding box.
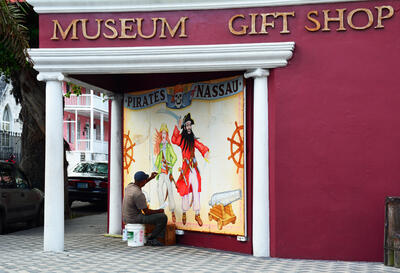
[145,223,176,246]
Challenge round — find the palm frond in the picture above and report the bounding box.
[0,0,31,67]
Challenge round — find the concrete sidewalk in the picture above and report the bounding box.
[0,213,398,273]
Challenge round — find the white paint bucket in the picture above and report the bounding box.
[122,228,128,241]
[125,224,145,247]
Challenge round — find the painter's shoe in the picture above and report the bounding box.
[171,211,176,223]
[145,238,164,247]
[195,214,203,227]
[182,212,186,225]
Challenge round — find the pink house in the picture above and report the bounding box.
[62,82,109,171]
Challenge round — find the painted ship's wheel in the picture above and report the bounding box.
[227,122,244,174]
[217,219,223,230]
[123,130,136,173]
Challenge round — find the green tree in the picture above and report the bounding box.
[0,0,71,218]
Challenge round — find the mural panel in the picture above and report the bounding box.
[123,75,245,235]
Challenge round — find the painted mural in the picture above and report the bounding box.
[123,75,245,235]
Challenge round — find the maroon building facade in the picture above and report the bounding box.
[29,0,400,261]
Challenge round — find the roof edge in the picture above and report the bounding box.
[27,0,365,14]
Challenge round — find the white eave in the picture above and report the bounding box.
[28,42,295,75]
[27,0,366,13]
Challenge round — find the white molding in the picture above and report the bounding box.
[27,0,365,13]
[28,42,295,75]
[245,68,270,79]
[37,72,65,82]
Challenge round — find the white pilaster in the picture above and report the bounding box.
[245,68,270,257]
[90,89,94,154]
[37,72,65,252]
[109,95,123,234]
[100,112,104,143]
[75,109,78,149]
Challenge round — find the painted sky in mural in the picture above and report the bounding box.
[123,75,245,235]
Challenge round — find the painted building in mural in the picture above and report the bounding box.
[62,82,109,172]
[28,0,400,263]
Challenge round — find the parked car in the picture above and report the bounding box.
[0,162,44,234]
[68,161,108,207]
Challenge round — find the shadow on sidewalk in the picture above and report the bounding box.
[9,212,107,236]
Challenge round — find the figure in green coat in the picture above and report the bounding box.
[154,123,178,222]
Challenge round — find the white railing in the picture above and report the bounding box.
[74,139,108,153]
[93,140,108,154]
[93,95,108,112]
[64,94,91,107]
[64,94,108,112]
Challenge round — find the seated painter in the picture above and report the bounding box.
[122,171,167,246]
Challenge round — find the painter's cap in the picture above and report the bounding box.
[134,171,149,182]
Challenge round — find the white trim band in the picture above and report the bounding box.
[27,0,366,13]
[28,43,295,75]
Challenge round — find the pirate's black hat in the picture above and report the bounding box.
[182,113,194,129]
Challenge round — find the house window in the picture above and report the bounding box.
[85,122,90,150]
[95,123,101,140]
[2,105,11,132]
[77,120,81,138]
[0,75,7,91]
[84,122,90,138]
[67,118,74,143]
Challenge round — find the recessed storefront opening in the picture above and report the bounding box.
[73,70,255,253]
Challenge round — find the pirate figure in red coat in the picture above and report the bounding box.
[172,113,209,226]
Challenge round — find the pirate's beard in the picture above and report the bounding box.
[180,128,195,153]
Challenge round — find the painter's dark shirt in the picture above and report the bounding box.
[122,183,147,223]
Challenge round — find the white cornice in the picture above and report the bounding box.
[27,0,365,13]
[28,42,295,75]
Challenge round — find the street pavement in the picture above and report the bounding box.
[0,213,399,273]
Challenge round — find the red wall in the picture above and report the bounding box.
[39,0,400,261]
[166,1,400,260]
[267,1,400,262]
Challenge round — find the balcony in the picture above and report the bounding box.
[74,139,108,153]
[64,93,108,112]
